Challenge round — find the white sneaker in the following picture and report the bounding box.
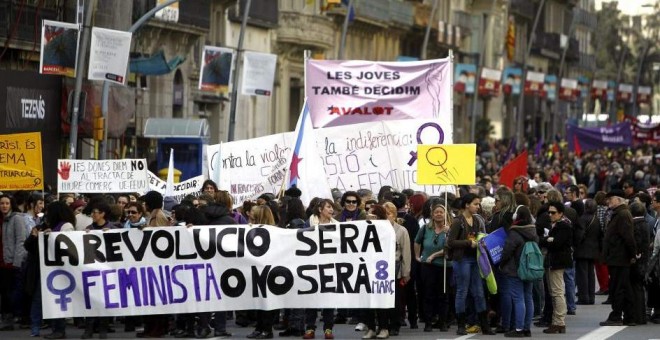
[362,329,376,339]
[376,329,389,339]
[355,322,367,331]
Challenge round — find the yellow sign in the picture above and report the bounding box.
[0,132,44,190]
[416,144,476,185]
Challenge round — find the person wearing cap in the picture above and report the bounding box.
[599,189,637,326]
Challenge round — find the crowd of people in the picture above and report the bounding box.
[0,143,658,339]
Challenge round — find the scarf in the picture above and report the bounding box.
[340,208,360,222]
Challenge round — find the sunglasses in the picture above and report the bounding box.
[433,233,442,245]
[126,210,139,215]
[345,200,358,204]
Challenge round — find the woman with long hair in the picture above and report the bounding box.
[447,193,493,335]
[414,203,453,332]
[22,194,44,234]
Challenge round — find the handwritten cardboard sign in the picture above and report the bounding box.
[0,132,44,190]
[57,159,149,193]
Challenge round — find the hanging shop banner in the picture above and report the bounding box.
[198,46,234,96]
[0,132,44,191]
[607,81,616,102]
[40,20,79,77]
[478,68,501,97]
[524,71,545,96]
[207,119,455,207]
[617,83,633,103]
[305,58,452,128]
[591,80,608,99]
[241,51,277,96]
[633,122,660,144]
[57,159,149,193]
[559,78,578,102]
[454,64,477,94]
[5,87,59,130]
[416,144,476,185]
[40,221,396,318]
[638,86,652,104]
[502,67,522,96]
[542,75,557,102]
[578,76,590,99]
[146,171,205,201]
[566,122,633,152]
[88,27,132,85]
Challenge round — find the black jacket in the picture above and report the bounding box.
[204,204,237,226]
[500,224,539,277]
[603,204,636,267]
[632,217,650,278]
[488,211,513,234]
[573,213,601,260]
[539,219,573,269]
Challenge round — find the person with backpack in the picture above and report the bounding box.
[500,206,541,337]
[539,201,573,334]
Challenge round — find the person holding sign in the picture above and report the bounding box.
[414,202,452,332]
[303,199,338,340]
[0,194,28,331]
[447,194,494,336]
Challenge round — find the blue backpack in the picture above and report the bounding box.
[518,240,544,281]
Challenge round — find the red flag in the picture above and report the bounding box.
[499,150,528,189]
[573,135,582,157]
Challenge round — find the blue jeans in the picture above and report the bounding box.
[30,284,42,336]
[508,276,534,331]
[453,258,487,314]
[495,269,512,330]
[563,266,576,312]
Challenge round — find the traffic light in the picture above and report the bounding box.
[93,106,104,141]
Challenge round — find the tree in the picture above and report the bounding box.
[593,3,626,80]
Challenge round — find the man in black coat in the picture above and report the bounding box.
[630,202,650,325]
[600,190,637,326]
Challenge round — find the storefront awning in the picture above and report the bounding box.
[143,118,209,138]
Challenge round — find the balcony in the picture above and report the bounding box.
[277,12,335,50]
[452,10,472,36]
[0,0,59,48]
[574,8,597,31]
[354,0,391,24]
[389,0,414,28]
[531,32,579,61]
[510,0,535,20]
[576,52,596,72]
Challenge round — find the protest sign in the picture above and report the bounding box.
[482,227,507,265]
[241,51,277,96]
[566,122,633,152]
[208,119,455,207]
[40,20,79,77]
[305,58,452,128]
[415,144,476,185]
[40,221,396,318]
[88,27,132,85]
[199,46,234,95]
[0,132,44,190]
[57,159,149,193]
[146,171,204,201]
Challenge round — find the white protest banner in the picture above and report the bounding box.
[40,221,396,318]
[57,159,148,193]
[88,27,132,85]
[40,20,79,77]
[146,171,205,201]
[241,51,277,96]
[207,118,454,206]
[305,58,452,128]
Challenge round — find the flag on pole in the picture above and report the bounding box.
[165,148,175,197]
[216,142,231,191]
[499,150,528,189]
[286,100,332,206]
[573,135,582,157]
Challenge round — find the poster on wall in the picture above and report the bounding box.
[241,51,277,96]
[88,27,132,85]
[40,20,79,77]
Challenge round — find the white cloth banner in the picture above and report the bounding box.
[241,51,277,96]
[146,171,205,201]
[88,27,132,85]
[57,159,148,193]
[40,222,396,318]
[207,119,454,206]
[305,58,453,128]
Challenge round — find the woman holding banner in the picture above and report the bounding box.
[414,202,452,332]
[304,199,338,340]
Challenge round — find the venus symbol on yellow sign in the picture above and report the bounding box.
[416,144,476,185]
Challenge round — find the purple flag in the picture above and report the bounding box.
[566,122,632,152]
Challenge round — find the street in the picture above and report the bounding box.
[6,295,660,340]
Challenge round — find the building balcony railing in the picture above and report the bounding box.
[0,0,59,46]
[531,32,579,61]
[510,0,535,20]
[326,0,415,28]
[574,7,597,30]
[576,52,596,71]
[389,0,414,27]
[452,10,472,36]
